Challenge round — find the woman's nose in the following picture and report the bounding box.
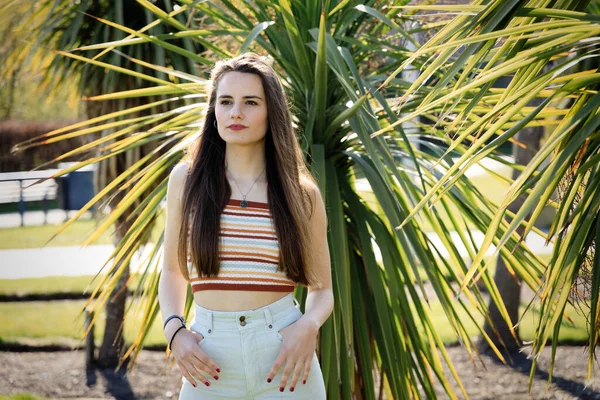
[230,103,243,119]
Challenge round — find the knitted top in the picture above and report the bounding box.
[186,198,298,293]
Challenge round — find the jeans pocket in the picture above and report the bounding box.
[189,321,209,348]
[275,307,303,342]
[275,330,284,342]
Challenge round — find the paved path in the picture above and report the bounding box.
[0,229,552,280]
[0,243,156,279]
[0,209,94,229]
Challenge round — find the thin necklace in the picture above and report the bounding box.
[226,165,266,208]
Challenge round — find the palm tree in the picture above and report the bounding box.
[378,0,600,387]
[1,0,205,367]
[480,116,545,356]
[7,0,599,397]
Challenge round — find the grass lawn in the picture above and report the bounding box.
[0,298,167,348]
[0,219,113,249]
[425,298,589,345]
[0,274,149,297]
[0,283,588,349]
[358,167,515,233]
[359,164,555,234]
[0,257,586,352]
[0,395,48,400]
[1,254,578,349]
[0,275,100,297]
[0,164,570,349]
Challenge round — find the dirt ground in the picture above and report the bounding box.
[1,346,599,399]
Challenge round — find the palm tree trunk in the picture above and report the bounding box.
[97,216,131,367]
[86,91,164,367]
[480,118,544,357]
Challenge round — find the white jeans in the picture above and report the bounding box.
[179,293,326,399]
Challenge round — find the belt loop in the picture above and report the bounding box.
[206,311,213,335]
[264,308,274,330]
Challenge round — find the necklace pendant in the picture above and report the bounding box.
[240,199,249,208]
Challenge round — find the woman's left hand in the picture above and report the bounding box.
[267,316,319,392]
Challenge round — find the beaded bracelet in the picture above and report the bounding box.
[168,324,186,352]
[163,314,185,330]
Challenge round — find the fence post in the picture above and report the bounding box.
[42,190,48,225]
[18,179,25,227]
[84,307,95,365]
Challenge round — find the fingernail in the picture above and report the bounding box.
[279,387,284,392]
[216,368,221,373]
[303,380,306,384]
[267,378,272,383]
[214,376,219,380]
[290,387,295,392]
[205,382,210,387]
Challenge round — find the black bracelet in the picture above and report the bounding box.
[163,314,185,330]
[168,325,186,352]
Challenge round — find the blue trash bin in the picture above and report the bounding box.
[57,163,96,211]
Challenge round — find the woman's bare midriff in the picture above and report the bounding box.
[193,290,290,311]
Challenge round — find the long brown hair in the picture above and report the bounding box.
[177,52,321,287]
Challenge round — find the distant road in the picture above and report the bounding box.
[0,210,93,229]
[0,230,553,280]
[0,244,155,279]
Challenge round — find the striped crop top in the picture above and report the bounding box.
[186,198,298,293]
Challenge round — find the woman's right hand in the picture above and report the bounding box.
[168,326,221,387]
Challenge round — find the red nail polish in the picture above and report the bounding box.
[216,368,221,373]
[214,376,219,380]
[267,378,272,383]
[303,380,306,384]
[279,387,284,392]
[290,387,295,392]
[205,382,210,387]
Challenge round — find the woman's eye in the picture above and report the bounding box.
[219,100,257,105]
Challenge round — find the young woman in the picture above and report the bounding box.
[158,52,333,399]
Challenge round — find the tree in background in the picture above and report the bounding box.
[1,0,205,367]
[480,0,600,356]
[5,0,600,397]
[385,0,600,387]
[481,103,545,356]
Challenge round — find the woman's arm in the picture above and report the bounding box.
[158,162,221,387]
[158,163,190,337]
[302,180,334,331]
[267,181,334,391]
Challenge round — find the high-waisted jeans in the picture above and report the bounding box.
[178,293,326,399]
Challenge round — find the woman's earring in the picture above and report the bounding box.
[213,120,217,129]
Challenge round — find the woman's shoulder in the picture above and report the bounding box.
[299,176,323,219]
[300,176,321,200]
[169,161,191,184]
[166,161,191,206]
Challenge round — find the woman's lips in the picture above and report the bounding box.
[228,125,247,131]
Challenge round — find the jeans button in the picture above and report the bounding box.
[240,320,246,326]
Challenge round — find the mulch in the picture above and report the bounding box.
[1,346,599,399]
